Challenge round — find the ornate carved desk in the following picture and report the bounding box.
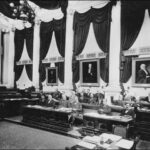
[82,112,133,135]
[22,105,72,133]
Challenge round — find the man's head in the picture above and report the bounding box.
[140,64,146,70]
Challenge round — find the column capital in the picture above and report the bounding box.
[67,9,75,16]
[34,18,41,26]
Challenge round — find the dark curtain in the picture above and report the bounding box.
[55,62,64,83]
[40,21,53,61]
[121,1,145,83]
[25,64,33,81]
[120,56,132,83]
[92,4,111,82]
[40,18,66,59]
[72,10,91,83]
[39,18,66,85]
[25,27,34,60]
[14,29,25,62]
[39,63,50,83]
[14,28,34,84]
[92,4,111,53]
[14,65,24,82]
[72,3,112,83]
[121,2,145,51]
[100,55,109,83]
[54,18,66,57]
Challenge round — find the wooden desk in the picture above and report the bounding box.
[82,112,133,135]
[135,107,150,140]
[0,98,39,117]
[22,105,72,133]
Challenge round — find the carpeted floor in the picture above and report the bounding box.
[0,120,150,149]
[0,121,80,149]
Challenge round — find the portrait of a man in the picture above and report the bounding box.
[46,67,58,85]
[80,60,99,86]
[136,63,150,84]
[133,58,150,87]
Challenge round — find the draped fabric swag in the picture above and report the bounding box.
[39,17,66,84]
[121,1,145,83]
[14,28,34,82]
[72,3,112,83]
[0,0,68,18]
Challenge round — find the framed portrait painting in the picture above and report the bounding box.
[132,57,150,87]
[80,59,100,86]
[46,67,58,86]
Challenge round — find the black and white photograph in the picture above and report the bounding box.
[46,67,58,86]
[80,60,99,86]
[0,0,150,149]
[132,58,150,87]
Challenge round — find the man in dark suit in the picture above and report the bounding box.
[136,64,150,83]
[48,69,56,83]
[85,63,97,83]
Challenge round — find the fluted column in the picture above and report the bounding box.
[63,9,75,90]
[7,29,15,88]
[105,1,122,103]
[2,32,8,85]
[32,19,41,91]
[0,30,2,84]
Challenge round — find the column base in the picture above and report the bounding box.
[104,84,122,105]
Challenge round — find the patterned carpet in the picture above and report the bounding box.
[0,121,80,149]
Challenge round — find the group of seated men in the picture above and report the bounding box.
[37,88,138,119]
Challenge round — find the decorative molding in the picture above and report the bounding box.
[42,57,64,63]
[16,60,32,65]
[123,47,150,56]
[76,52,107,60]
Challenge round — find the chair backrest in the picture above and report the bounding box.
[113,124,129,138]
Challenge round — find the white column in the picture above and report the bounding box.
[0,30,2,84]
[2,32,9,85]
[105,1,122,103]
[32,20,41,91]
[7,29,15,88]
[63,9,75,90]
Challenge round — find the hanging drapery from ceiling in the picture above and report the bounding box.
[55,62,64,83]
[39,17,66,84]
[72,3,112,83]
[14,28,33,82]
[120,1,145,83]
[25,64,33,81]
[30,0,68,15]
[14,65,24,88]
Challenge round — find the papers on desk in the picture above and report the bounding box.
[115,139,134,149]
[82,133,122,148]
[77,141,96,149]
[100,133,122,142]
[83,136,101,144]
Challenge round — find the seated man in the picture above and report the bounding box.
[46,94,60,108]
[39,93,47,106]
[52,88,62,100]
[122,104,135,119]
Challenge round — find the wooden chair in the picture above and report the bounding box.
[112,124,129,139]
